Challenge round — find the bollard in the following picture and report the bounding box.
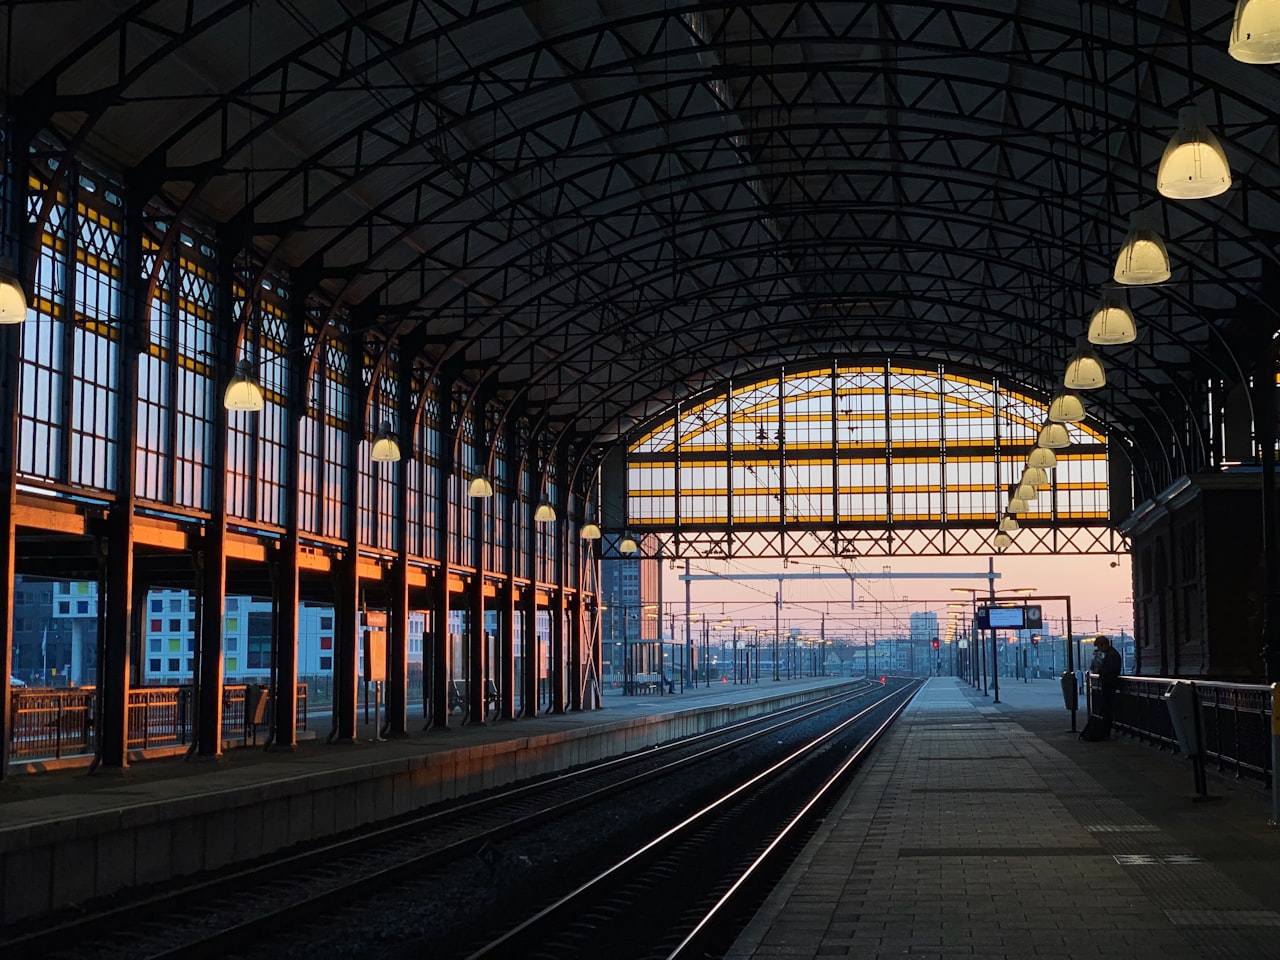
[1272,683,1280,827]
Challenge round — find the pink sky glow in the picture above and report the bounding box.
[658,552,1133,641]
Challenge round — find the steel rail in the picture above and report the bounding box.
[462,679,922,959]
[669,681,920,958]
[2,681,880,960]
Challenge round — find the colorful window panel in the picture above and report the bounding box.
[173,253,214,509]
[224,280,254,518]
[297,316,325,535]
[537,469,557,584]
[372,359,398,550]
[488,434,509,574]
[410,388,441,558]
[136,239,171,502]
[254,296,289,527]
[20,172,67,482]
[321,336,349,540]
[465,409,489,567]
[69,185,123,491]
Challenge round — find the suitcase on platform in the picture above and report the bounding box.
[1079,716,1107,742]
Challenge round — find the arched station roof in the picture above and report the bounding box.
[8,1,1278,504]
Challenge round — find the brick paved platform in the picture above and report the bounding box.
[730,677,1280,960]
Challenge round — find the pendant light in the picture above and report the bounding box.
[1037,422,1071,449]
[993,532,1012,552]
[1113,209,1171,285]
[0,267,25,323]
[999,516,1018,533]
[1022,465,1050,488]
[1157,104,1232,200]
[534,501,557,523]
[580,520,602,540]
[1064,342,1106,391]
[618,533,639,555]
[1027,446,1058,469]
[1087,290,1137,345]
[1007,496,1030,515]
[1012,482,1037,503]
[224,359,265,411]
[1229,0,1280,62]
[1048,391,1086,423]
[467,475,494,498]
[370,421,402,462]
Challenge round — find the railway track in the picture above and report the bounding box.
[461,679,920,960]
[2,681,888,960]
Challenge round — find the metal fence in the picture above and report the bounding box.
[8,683,309,764]
[1106,675,1273,788]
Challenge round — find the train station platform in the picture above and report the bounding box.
[730,677,1280,960]
[0,674,852,926]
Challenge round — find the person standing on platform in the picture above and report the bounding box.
[1091,635,1122,739]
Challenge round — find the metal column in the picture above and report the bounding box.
[331,331,362,743]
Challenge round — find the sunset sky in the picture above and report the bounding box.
[658,552,1133,642]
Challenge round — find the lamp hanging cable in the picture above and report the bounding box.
[0,1,27,324]
[225,6,265,411]
[225,169,264,411]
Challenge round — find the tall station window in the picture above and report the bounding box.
[410,387,441,558]
[629,362,1109,536]
[20,168,123,492]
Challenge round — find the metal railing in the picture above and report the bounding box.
[8,682,309,764]
[1105,675,1273,787]
[10,688,95,760]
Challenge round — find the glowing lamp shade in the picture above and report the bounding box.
[1027,446,1058,469]
[1012,482,1037,502]
[467,475,494,498]
[1230,0,1280,63]
[993,532,1013,551]
[1048,391,1086,423]
[1157,105,1232,200]
[1114,210,1171,285]
[534,501,557,523]
[1064,343,1106,391]
[1007,496,1030,514]
[1038,422,1071,449]
[1087,291,1137,345]
[0,268,26,324]
[999,516,1019,533]
[224,359,265,412]
[580,522,602,540]
[1022,466,1050,488]
[618,534,639,555]
[370,421,401,462]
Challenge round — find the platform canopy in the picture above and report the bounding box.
[9,1,1279,505]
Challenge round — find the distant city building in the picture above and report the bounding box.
[909,611,939,644]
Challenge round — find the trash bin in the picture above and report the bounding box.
[1162,680,1212,799]
[1059,671,1077,710]
[1162,680,1200,757]
[245,683,270,725]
